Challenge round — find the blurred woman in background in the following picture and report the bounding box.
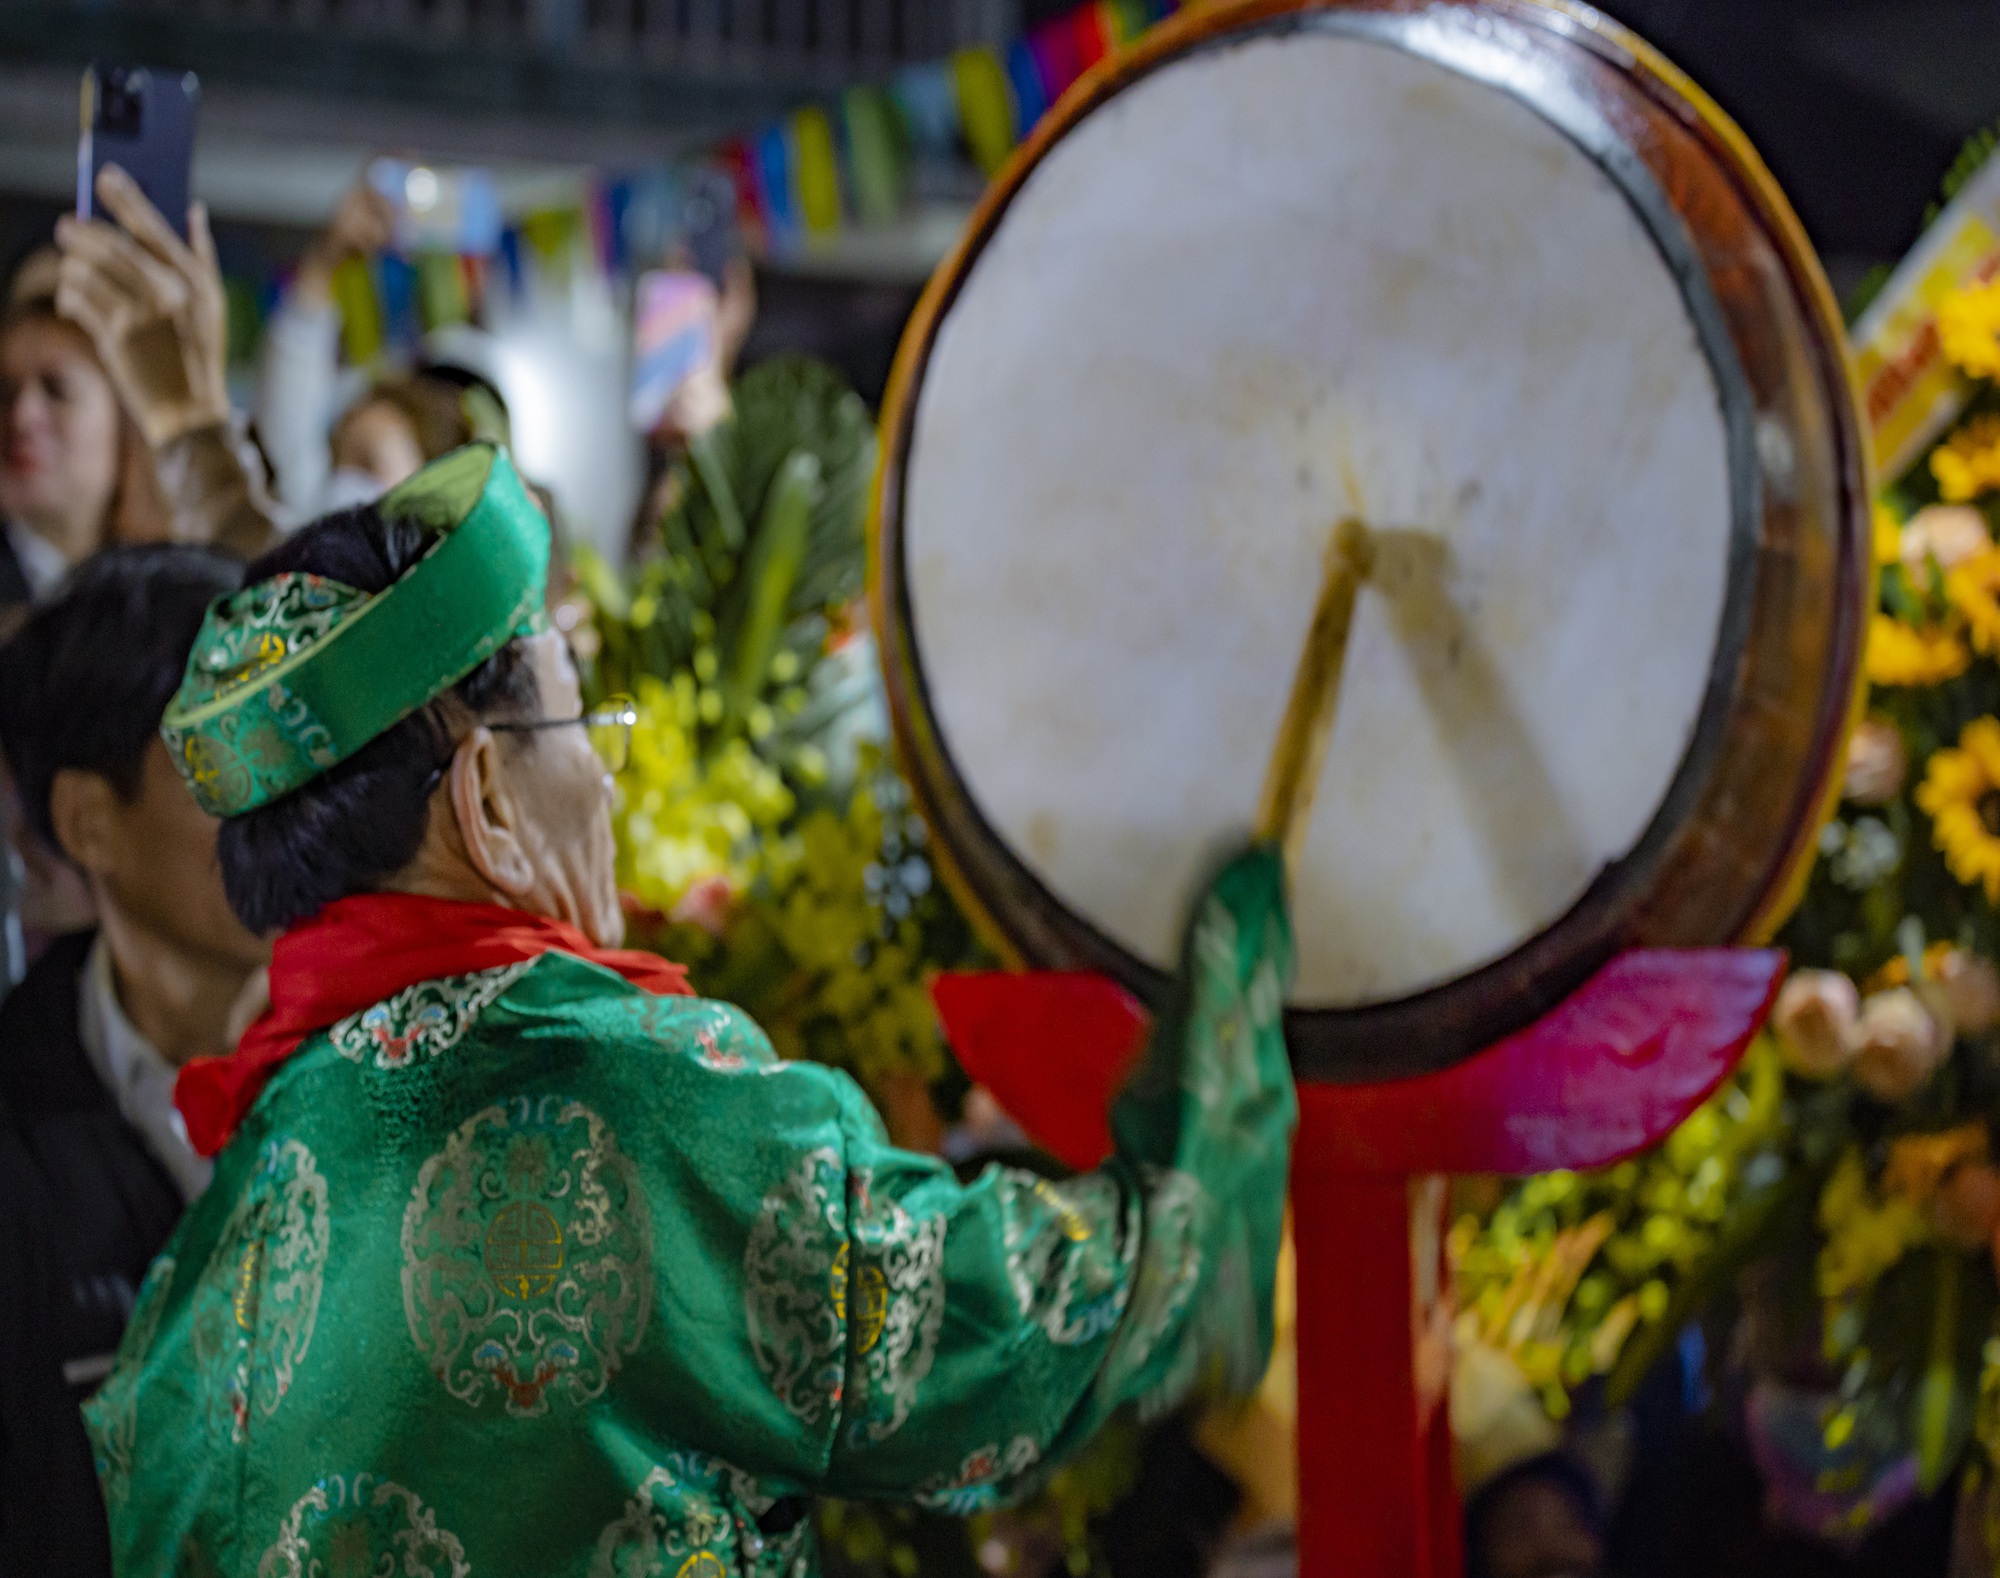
[2,165,282,984]
[0,252,165,622]
[322,372,474,505]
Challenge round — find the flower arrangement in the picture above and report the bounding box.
[1450,1034,1787,1423]
[577,353,979,1098]
[1452,221,2000,1543]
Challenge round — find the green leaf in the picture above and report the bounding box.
[727,355,876,621]
[687,427,747,552]
[724,449,823,731]
[1915,1248,1961,1492]
[571,544,630,621]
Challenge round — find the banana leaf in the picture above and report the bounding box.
[599,355,876,710]
[724,449,822,731]
[705,354,877,652]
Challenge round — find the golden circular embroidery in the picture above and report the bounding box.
[484,1201,564,1299]
[744,1147,847,1427]
[843,1169,946,1445]
[828,1243,886,1351]
[588,1456,746,1578]
[403,1097,653,1417]
[852,1264,888,1354]
[189,1138,330,1445]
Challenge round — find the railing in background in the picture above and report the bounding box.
[86,0,1021,80]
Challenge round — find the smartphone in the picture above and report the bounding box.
[367,159,503,258]
[680,167,740,285]
[79,64,199,241]
[629,270,718,433]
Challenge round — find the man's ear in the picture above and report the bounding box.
[448,727,536,898]
[46,767,121,876]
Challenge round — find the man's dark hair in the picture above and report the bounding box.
[215,503,540,935]
[0,545,242,853]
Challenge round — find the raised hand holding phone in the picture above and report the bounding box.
[79,64,198,243]
[293,180,397,309]
[54,165,230,449]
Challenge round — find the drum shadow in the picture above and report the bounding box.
[1366,527,1594,922]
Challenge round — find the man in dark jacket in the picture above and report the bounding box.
[0,545,268,1574]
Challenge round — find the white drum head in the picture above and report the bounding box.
[877,1,1867,1079]
[907,28,1732,1005]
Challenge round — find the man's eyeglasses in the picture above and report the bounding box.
[491,697,638,773]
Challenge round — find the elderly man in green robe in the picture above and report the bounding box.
[86,443,1297,1578]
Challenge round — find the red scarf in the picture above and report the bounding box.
[174,892,691,1158]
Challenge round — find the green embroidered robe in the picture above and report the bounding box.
[86,848,1296,1578]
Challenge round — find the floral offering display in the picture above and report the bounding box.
[574,354,981,1099]
[1453,146,2000,1553]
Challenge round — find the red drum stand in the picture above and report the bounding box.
[936,945,1784,1578]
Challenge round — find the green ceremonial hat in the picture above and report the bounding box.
[162,442,550,818]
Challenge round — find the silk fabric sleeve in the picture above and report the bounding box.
[818,844,1297,1508]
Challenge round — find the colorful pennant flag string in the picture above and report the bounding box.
[724,0,1188,244]
[226,0,1186,372]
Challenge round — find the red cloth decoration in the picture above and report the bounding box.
[1296,947,1786,1177]
[929,970,1151,1170]
[175,892,691,1158]
[932,947,1784,1177]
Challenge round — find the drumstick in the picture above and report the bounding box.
[1253,518,1374,869]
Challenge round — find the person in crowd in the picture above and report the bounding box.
[0,545,271,1575]
[0,252,163,979]
[0,250,166,622]
[2,167,284,988]
[255,176,512,514]
[52,166,281,565]
[90,442,1294,1575]
[323,373,474,506]
[5,165,283,626]
[255,179,395,516]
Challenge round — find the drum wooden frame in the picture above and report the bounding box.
[871,0,1870,1082]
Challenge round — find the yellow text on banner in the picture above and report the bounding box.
[1853,152,2000,484]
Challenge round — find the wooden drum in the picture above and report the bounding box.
[872,0,1870,1081]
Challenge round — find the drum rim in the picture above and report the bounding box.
[871,0,1868,1081]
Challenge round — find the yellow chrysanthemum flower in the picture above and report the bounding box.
[1817,1150,1929,1304]
[1865,613,1970,687]
[612,673,794,911]
[1933,414,2000,503]
[1874,504,1903,568]
[1948,547,2000,653]
[1915,716,2000,900]
[1939,278,2000,381]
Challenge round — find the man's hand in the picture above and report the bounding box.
[54,166,231,449]
[293,180,396,308]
